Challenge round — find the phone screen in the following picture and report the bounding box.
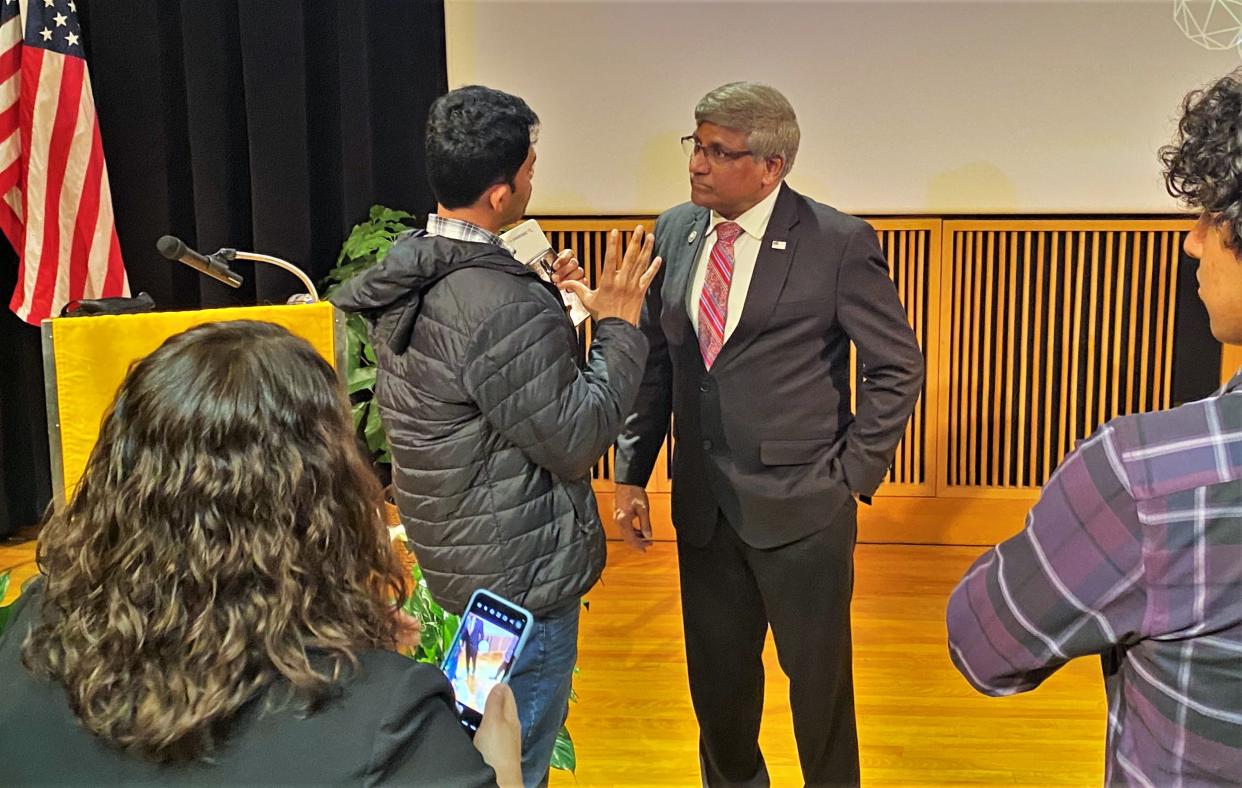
[441,591,530,735]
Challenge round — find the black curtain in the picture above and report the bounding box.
[0,0,446,536]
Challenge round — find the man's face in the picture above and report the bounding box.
[499,145,535,226]
[1185,212,1242,345]
[687,122,779,219]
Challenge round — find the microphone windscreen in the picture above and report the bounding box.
[156,235,186,260]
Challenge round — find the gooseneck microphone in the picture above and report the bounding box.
[156,235,244,289]
[154,235,319,302]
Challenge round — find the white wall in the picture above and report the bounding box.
[446,1,1239,215]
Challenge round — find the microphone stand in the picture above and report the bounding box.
[216,248,320,303]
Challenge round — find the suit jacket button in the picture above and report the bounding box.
[699,380,711,392]
[702,439,713,451]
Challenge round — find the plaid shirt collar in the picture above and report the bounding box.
[424,213,514,255]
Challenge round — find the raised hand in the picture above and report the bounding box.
[557,225,662,327]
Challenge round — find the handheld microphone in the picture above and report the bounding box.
[156,235,243,289]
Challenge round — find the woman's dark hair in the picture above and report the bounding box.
[1161,69,1242,249]
[23,320,405,762]
[425,84,539,209]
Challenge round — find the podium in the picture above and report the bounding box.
[41,302,345,509]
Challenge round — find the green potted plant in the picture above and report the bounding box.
[326,206,578,773]
[323,205,418,471]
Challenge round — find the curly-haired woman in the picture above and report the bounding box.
[0,320,520,786]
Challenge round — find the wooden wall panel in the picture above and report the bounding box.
[540,216,1197,512]
[862,221,940,495]
[937,220,1192,495]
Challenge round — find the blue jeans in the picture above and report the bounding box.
[507,598,580,788]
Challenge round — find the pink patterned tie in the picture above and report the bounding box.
[698,221,742,370]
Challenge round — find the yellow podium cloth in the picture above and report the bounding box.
[46,302,339,504]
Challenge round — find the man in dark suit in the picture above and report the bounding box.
[612,82,924,786]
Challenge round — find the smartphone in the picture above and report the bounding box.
[440,589,533,736]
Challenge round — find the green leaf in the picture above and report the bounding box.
[362,337,378,364]
[351,400,368,432]
[363,400,387,454]
[327,204,414,278]
[373,205,414,222]
[0,570,9,601]
[549,726,576,773]
[347,313,369,343]
[347,366,377,394]
[345,327,362,374]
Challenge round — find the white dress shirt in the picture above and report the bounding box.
[687,184,782,343]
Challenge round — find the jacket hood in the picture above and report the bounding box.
[330,231,528,353]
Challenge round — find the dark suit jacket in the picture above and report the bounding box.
[614,184,925,548]
[0,583,498,787]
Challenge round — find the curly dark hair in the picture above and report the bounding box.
[22,320,406,762]
[1160,69,1242,249]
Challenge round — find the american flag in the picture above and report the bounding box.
[0,0,127,324]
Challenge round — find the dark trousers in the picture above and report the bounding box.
[677,507,859,787]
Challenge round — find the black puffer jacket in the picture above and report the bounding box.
[332,233,648,615]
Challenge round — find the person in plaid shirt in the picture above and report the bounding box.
[947,71,1242,785]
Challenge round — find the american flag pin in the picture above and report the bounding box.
[772,240,787,250]
[687,230,698,244]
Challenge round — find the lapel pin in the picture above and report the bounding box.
[771,240,787,250]
[687,230,698,244]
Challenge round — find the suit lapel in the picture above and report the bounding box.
[666,207,709,347]
[713,184,800,370]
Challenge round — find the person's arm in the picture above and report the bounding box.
[613,212,675,489]
[610,213,677,550]
[366,666,505,787]
[462,228,658,482]
[834,221,925,496]
[461,301,646,482]
[946,426,1148,695]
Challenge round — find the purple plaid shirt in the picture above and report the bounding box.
[948,372,1242,786]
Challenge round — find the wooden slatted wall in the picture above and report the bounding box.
[538,216,1194,499]
[938,220,1189,495]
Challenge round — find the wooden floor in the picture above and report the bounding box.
[0,538,1106,785]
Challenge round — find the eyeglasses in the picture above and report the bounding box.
[681,135,754,165]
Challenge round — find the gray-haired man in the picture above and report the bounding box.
[612,82,924,785]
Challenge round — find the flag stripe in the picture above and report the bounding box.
[10,44,48,319]
[25,51,78,321]
[57,58,93,304]
[68,92,102,301]
[0,144,20,187]
[0,38,20,82]
[87,64,124,298]
[4,186,21,220]
[0,192,21,247]
[0,72,18,115]
[99,224,124,296]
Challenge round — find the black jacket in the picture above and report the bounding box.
[0,583,496,786]
[614,186,925,548]
[333,233,648,614]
